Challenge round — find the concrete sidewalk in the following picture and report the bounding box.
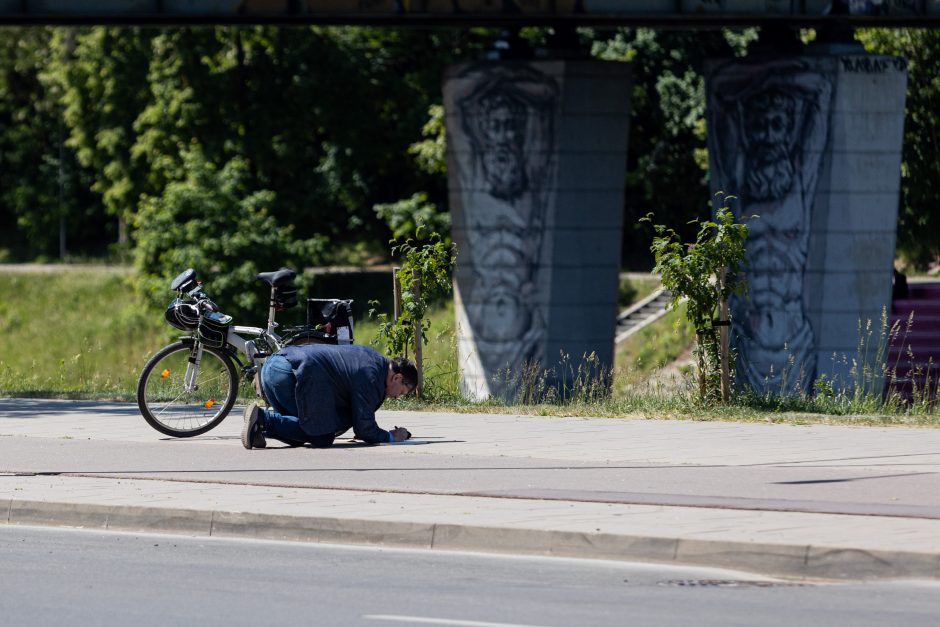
[2,398,939,581]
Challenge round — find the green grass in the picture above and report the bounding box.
[0,268,170,399]
[618,275,661,309]
[0,266,461,402]
[1,267,938,427]
[613,303,695,391]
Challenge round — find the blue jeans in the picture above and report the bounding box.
[261,354,335,448]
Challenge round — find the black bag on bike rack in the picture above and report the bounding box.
[307,298,355,344]
[281,299,355,347]
[198,311,233,348]
[273,282,299,310]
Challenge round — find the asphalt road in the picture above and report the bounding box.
[2,525,939,627]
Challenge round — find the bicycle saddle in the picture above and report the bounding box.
[256,267,297,287]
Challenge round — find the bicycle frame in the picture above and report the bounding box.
[223,282,291,375]
[182,344,203,393]
[138,267,316,438]
[227,289,284,350]
[176,315,282,394]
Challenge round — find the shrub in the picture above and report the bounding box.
[644,193,749,401]
[369,229,456,396]
[133,149,325,320]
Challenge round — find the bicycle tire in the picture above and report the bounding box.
[137,340,239,437]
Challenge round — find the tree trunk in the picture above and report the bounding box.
[392,266,405,359]
[696,332,706,400]
[58,215,67,260]
[118,216,128,244]
[719,268,731,402]
[412,269,424,399]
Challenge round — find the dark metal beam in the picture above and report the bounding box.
[0,1,938,28]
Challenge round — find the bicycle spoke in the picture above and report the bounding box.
[140,344,236,434]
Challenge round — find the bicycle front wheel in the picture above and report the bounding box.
[137,340,239,437]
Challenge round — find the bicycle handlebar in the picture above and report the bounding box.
[196,299,218,313]
[184,285,218,313]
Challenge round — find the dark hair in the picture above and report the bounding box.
[390,357,418,389]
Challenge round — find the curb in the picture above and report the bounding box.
[5,498,940,582]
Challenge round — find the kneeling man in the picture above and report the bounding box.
[242,343,415,449]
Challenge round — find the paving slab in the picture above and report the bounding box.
[1,397,940,580]
[2,399,938,518]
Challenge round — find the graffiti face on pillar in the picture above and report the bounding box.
[742,90,800,202]
[473,91,528,201]
[453,65,559,382]
[708,60,833,393]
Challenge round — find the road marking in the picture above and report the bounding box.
[362,615,552,627]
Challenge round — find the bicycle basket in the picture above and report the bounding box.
[164,298,200,331]
[273,282,299,310]
[198,311,233,348]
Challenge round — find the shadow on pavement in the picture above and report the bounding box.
[0,398,138,417]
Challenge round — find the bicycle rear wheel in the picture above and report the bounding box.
[137,340,239,437]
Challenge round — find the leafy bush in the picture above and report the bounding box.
[133,150,326,320]
[645,194,749,401]
[373,104,451,245]
[374,192,450,243]
[369,230,456,397]
[370,232,455,356]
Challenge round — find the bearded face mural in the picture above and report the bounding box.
[743,90,801,202]
[472,91,530,201]
[447,64,560,397]
[708,60,834,393]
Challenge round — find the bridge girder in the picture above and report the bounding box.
[2,1,939,27]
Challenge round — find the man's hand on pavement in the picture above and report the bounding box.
[391,426,411,442]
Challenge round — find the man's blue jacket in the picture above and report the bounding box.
[278,344,391,444]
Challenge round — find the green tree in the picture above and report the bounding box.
[0,25,499,263]
[591,28,755,270]
[133,149,325,320]
[645,196,750,401]
[373,104,451,244]
[374,192,450,243]
[369,231,456,397]
[130,27,474,254]
[0,25,490,263]
[0,27,103,260]
[856,28,940,268]
[51,27,157,245]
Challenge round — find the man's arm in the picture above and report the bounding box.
[346,352,411,444]
[350,402,389,444]
[349,394,411,443]
[348,372,392,444]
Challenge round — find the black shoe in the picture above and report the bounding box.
[241,404,266,450]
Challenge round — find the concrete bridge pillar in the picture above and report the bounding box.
[705,50,907,394]
[443,60,631,400]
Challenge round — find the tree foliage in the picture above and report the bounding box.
[0,26,483,267]
[369,231,456,361]
[645,195,750,400]
[374,192,451,243]
[0,28,103,259]
[591,28,754,269]
[133,149,325,320]
[857,28,940,267]
[52,28,156,233]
